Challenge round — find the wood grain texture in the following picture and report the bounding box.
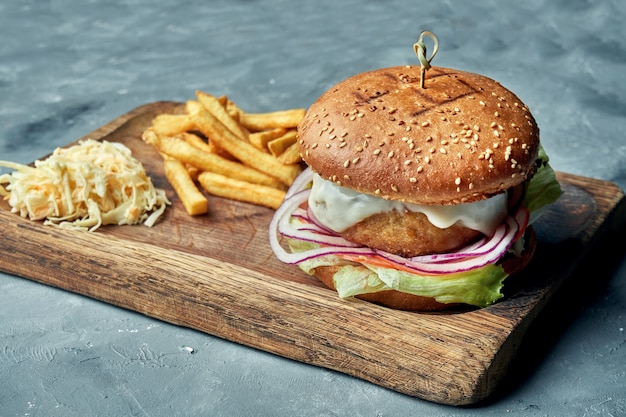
[1,102,624,405]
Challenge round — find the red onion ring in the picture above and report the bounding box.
[269,169,528,275]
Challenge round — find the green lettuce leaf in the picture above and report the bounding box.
[334,263,508,307]
[524,145,563,223]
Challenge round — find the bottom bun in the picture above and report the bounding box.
[312,227,537,311]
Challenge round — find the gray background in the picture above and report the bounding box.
[1,0,625,416]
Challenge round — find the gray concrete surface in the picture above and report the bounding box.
[1,0,625,416]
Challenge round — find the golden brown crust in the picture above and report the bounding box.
[313,227,537,311]
[298,66,540,205]
[340,210,482,257]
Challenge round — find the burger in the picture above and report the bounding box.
[269,64,562,311]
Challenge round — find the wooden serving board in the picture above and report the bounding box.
[1,102,624,405]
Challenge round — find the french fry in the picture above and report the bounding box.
[216,95,228,107]
[185,164,201,181]
[142,129,284,189]
[163,158,208,215]
[239,108,306,132]
[267,130,298,157]
[181,131,212,153]
[196,90,249,141]
[248,127,288,151]
[224,98,242,121]
[151,114,195,136]
[185,100,203,114]
[277,142,302,165]
[197,171,286,210]
[189,107,301,186]
[183,131,236,161]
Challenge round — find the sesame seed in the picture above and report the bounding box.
[343,160,350,168]
[339,142,347,148]
[479,101,486,106]
[373,149,381,155]
[391,185,398,192]
[352,157,360,164]
[455,177,461,185]
[388,151,394,158]
[356,146,363,152]
[409,177,417,183]
[439,147,447,154]
[421,121,430,127]
[417,166,424,173]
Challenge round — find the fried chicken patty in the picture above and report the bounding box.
[339,210,483,258]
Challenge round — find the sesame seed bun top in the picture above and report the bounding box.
[297,66,540,205]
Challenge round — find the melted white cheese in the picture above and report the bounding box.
[308,174,507,235]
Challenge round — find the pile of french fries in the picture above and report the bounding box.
[142,91,305,215]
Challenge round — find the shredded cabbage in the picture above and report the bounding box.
[0,139,170,231]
